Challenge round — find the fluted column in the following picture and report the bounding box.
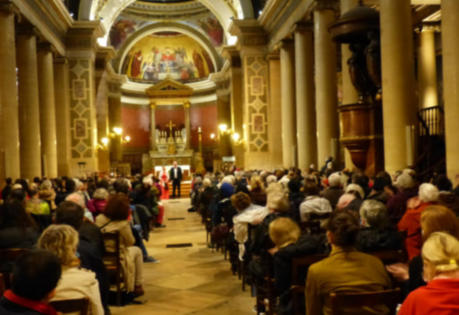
[37,44,58,178]
[418,25,438,109]
[294,24,317,170]
[314,6,339,166]
[267,54,283,168]
[442,0,459,180]
[16,26,42,179]
[280,40,297,168]
[380,0,417,173]
[0,3,20,180]
[340,0,359,170]
[184,101,191,149]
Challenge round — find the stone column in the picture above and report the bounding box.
[184,101,191,150]
[314,6,339,167]
[0,3,20,180]
[380,0,417,174]
[294,24,317,170]
[150,102,156,151]
[37,44,58,179]
[418,25,438,109]
[54,58,72,177]
[280,40,297,168]
[341,0,359,170]
[267,53,283,168]
[442,0,459,180]
[17,26,42,180]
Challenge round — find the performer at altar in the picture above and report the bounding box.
[160,166,169,200]
[169,161,182,198]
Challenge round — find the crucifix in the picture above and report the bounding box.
[167,120,176,136]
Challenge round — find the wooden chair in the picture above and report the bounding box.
[101,232,123,306]
[370,249,407,265]
[330,288,402,315]
[0,248,29,289]
[0,274,5,296]
[291,253,328,315]
[50,298,89,315]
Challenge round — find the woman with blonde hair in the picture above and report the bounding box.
[398,232,459,314]
[249,175,267,206]
[270,217,326,315]
[38,224,104,315]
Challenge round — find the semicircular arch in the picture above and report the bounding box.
[115,21,223,76]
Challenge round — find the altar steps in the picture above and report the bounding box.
[180,181,192,197]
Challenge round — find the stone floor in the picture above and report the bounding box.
[110,198,254,315]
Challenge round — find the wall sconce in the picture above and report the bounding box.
[210,133,216,140]
[218,124,228,133]
[113,127,123,136]
[123,135,131,143]
[232,132,240,142]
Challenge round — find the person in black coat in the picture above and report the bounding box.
[169,161,182,198]
[356,200,403,252]
[269,217,328,315]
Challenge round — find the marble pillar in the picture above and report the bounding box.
[380,0,417,174]
[54,58,72,177]
[314,7,339,167]
[37,44,58,178]
[17,27,42,180]
[340,0,359,170]
[442,0,459,180]
[294,24,317,170]
[418,25,438,109]
[267,54,283,169]
[280,40,297,168]
[0,4,20,180]
[150,103,156,151]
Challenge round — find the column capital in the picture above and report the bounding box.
[0,0,17,14]
[150,102,157,110]
[313,0,339,12]
[183,101,191,109]
[54,56,69,65]
[416,22,440,33]
[292,22,313,34]
[221,46,242,67]
[278,38,294,50]
[37,42,57,55]
[230,19,267,50]
[16,22,39,37]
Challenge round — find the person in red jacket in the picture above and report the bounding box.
[398,232,459,315]
[398,183,439,260]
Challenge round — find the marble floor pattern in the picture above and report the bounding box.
[110,198,254,315]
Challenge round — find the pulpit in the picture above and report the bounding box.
[142,78,195,176]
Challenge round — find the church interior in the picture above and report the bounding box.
[1,0,459,314]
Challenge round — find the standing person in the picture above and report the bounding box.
[160,166,169,200]
[169,161,182,198]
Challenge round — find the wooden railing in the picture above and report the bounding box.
[417,105,444,136]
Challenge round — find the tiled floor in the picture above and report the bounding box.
[110,199,254,315]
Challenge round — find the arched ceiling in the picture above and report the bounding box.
[82,0,253,45]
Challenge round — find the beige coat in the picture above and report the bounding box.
[52,267,104,315]
[95,214,136,292]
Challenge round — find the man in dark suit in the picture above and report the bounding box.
[169,161,182,198]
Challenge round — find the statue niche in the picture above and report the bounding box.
[330,4,383,176]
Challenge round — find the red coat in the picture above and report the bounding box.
[398,278,459,315]
[398,200,434,260]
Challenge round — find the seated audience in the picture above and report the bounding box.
[288,178,305,222]
[26,186,50,215]
[87,188,109,217]
[367,171,393,203]
[357,200,402,252]
[38,224,104,315]
[0,200,39,249]
[95,193,145,296]
[398,183,439,260]
[299,182,333,223]
[249,176,267,206]
[387,170,418,224]
[269,217,326,315]
[55,201,109,313]
[0,249,62,315]
[320,172,344,209]
[38,180,56,212]
[305,210,391,315]
[398,232,459,315]
[336,183,364,212]
[434,174,459,216]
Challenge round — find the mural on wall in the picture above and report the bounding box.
[122,32,215,83]
[109,12,224,50]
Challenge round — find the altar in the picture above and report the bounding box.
[141,78,196,178]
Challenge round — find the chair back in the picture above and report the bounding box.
[0,248,29,288]
[0,274,5,295]
[101,232,121,271]
[330,288,401,315]
[50,298,89,315]
[291,253,328,315]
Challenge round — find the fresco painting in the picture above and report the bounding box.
[122,32,215,83]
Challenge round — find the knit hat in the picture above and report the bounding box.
[220,182,234,199]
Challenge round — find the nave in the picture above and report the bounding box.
[111,198,253,315]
